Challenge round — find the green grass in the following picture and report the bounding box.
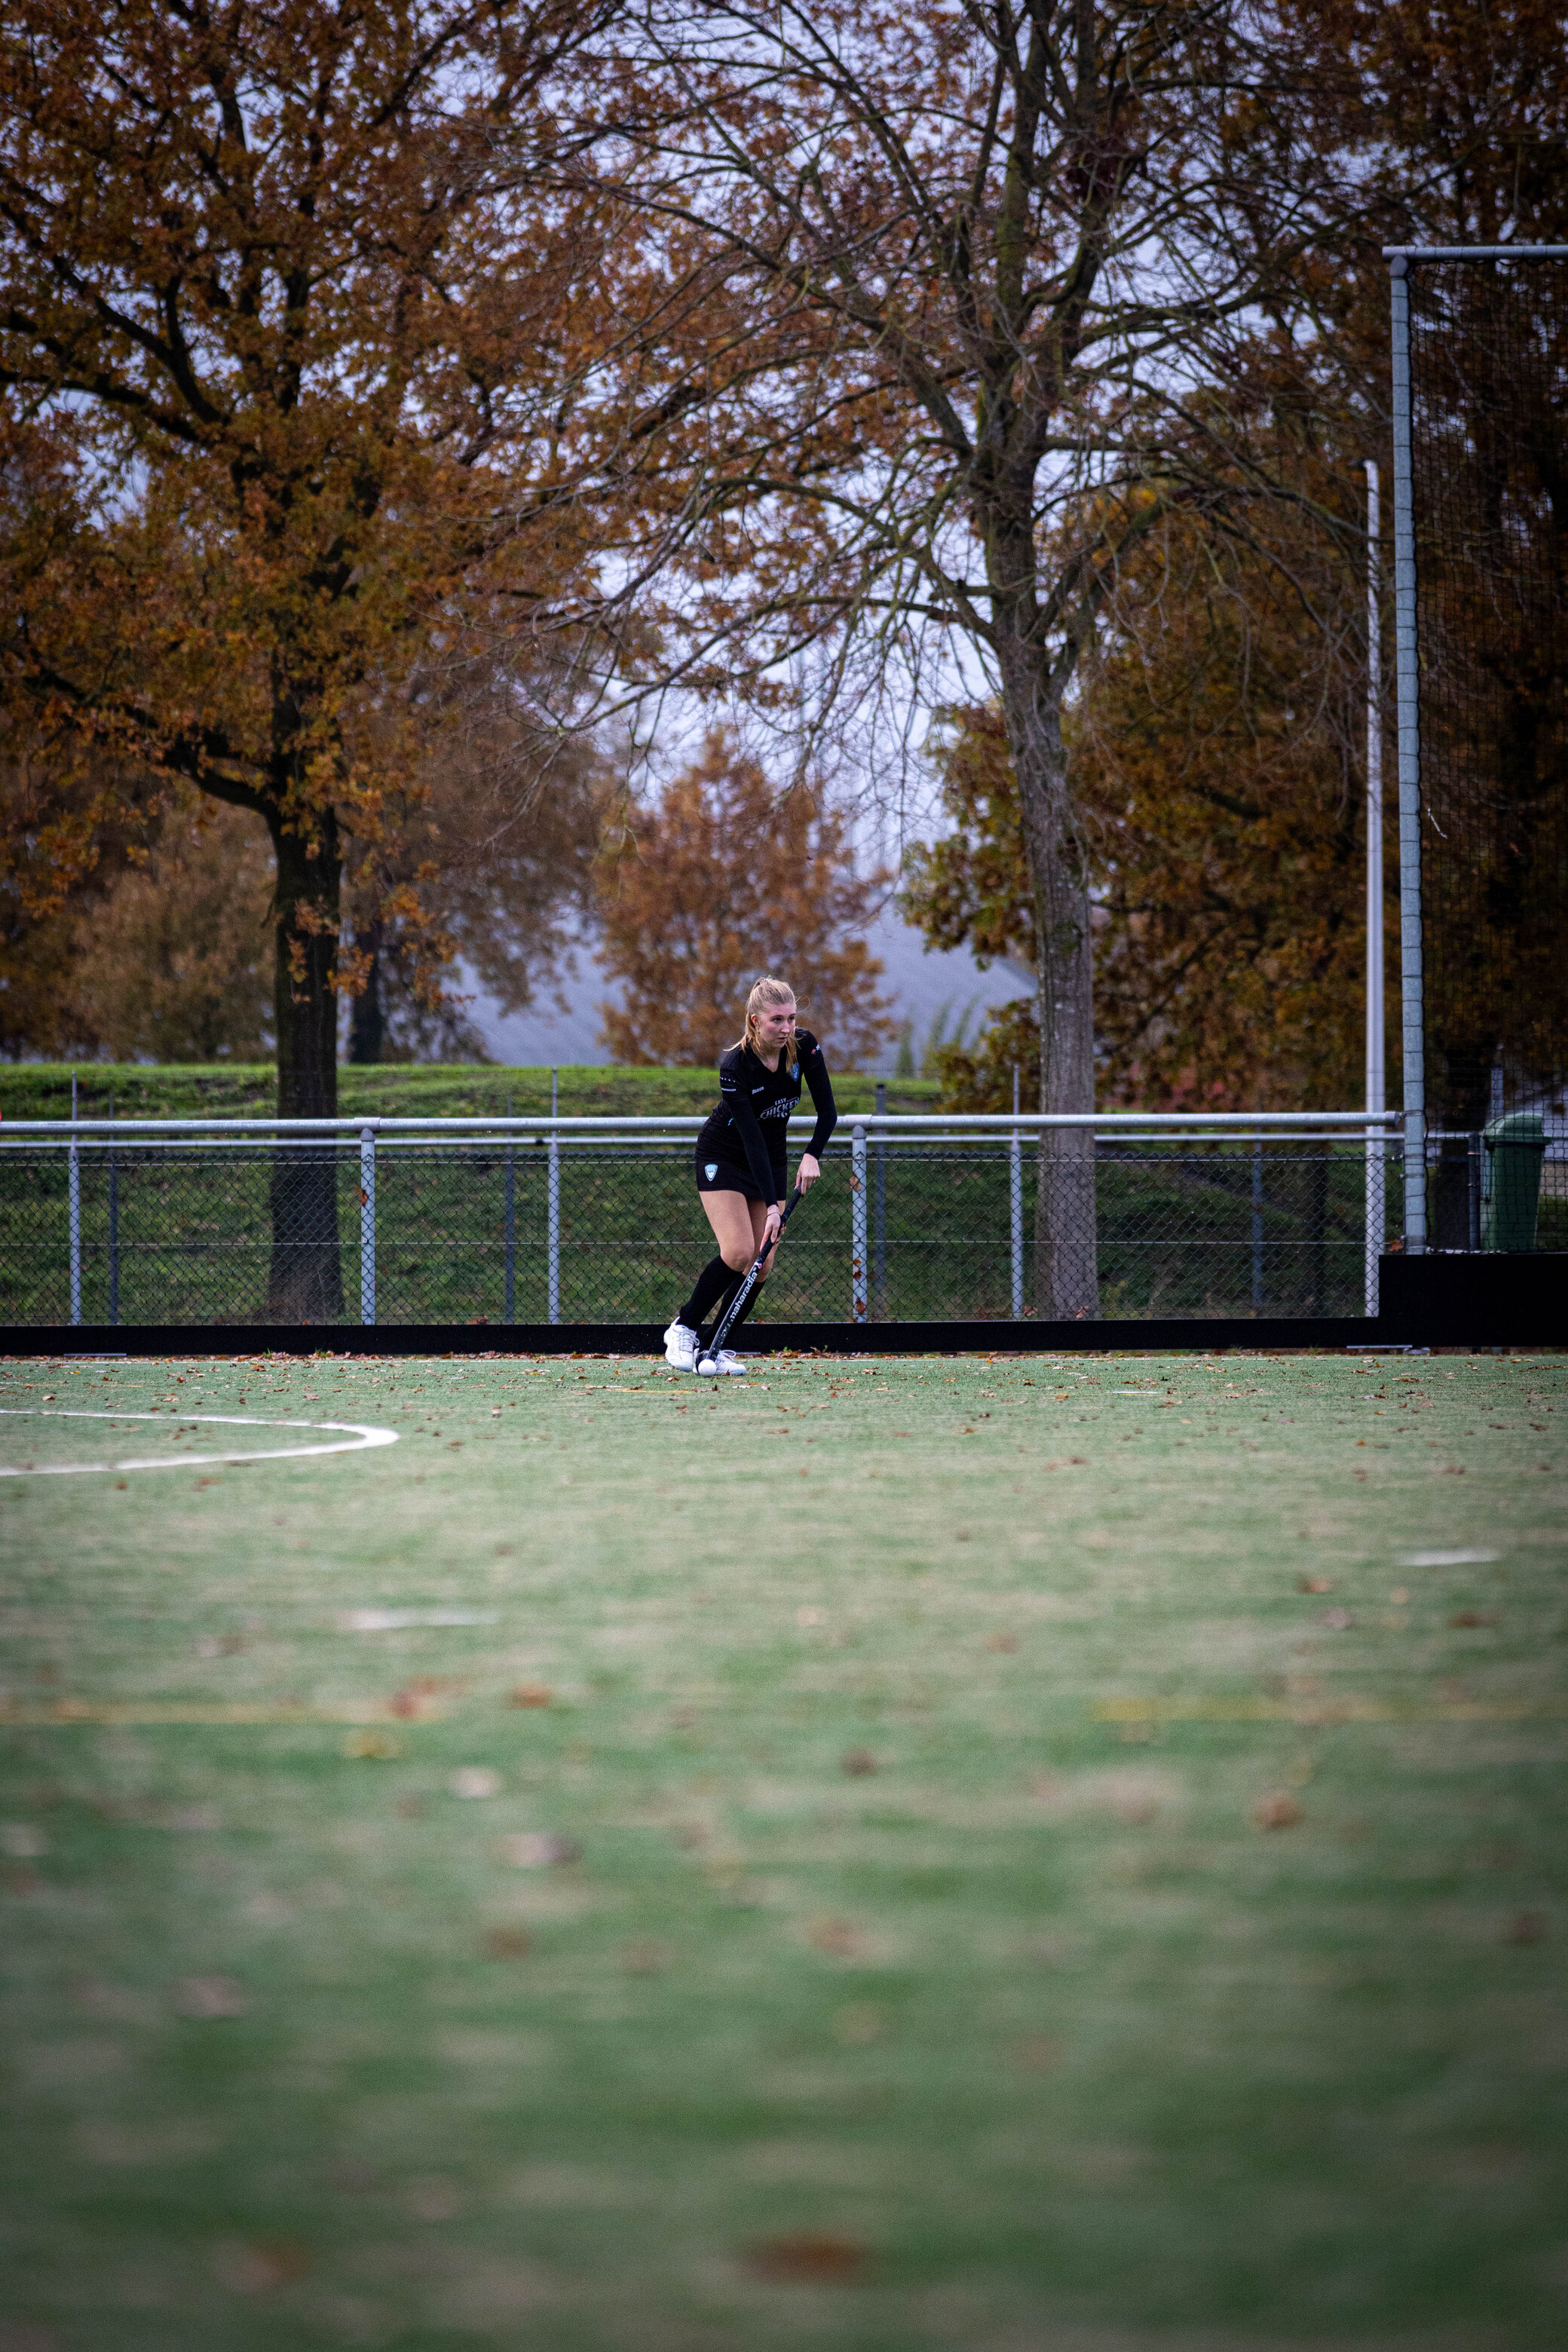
[0,1063,942,1123]
[2,1348,1565,2350]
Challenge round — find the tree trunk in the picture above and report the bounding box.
[348,923,384,1064]
[266,812,344,1321]
[996,645,1100,1319]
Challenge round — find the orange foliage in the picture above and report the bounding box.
[594,734,896,1070]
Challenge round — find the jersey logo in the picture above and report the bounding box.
[704,1162,718,1180]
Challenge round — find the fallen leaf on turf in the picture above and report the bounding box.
[841,1747,876,1776]
[1320,1608,1352,1630]
[451,1767,501,1799]
[743,2233,868,2283]
[1012,2033,1062,2072]
[405,2175,462,2222]
[1253,1793,1303,1831]
[212,2237,312,2292]
[1504,1911,1548,1946]
[509,1683,552,1709]
[0,1823,46,1858]
[482,1927,531,1959]
[501,1832,580,1868]
[1297,1575,1334,1594]
[807,1916,865,1958]
[833,2002,884,2044]
[1450,1609,1500,1629]
[985,1631,1020,1652]
[175,1974,246,2019]
[621,1939,667,1975]
[345,1730,400,1759]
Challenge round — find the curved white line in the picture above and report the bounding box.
[0,1407,398,1476]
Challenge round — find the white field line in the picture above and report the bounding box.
[0,1407,397,1476]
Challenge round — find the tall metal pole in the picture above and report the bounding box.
[1389,257,1426,1249]
[1364,458,1386,1313]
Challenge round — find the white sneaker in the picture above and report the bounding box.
[663,1319,698,1370]
[713,1348,749,1375]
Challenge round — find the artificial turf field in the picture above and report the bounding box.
[1,1348,1565,2352]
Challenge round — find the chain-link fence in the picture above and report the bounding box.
[2,1116,1410,1328]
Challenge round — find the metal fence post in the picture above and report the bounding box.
[504,1146,516,1324]
[68,1131,82,1326]
[359,1127,376,1325]
[850,1124,868,1321]
[1251,1140,1264,1314]
[106,1086,119,1328]
[1010,1065,1024,1318]
[873,1080,887,1317]
[1364,1141,1385,1316]
[547,1135,561,1325]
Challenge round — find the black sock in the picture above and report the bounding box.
[722,1279,763,1338]
[678,1254,735,1332]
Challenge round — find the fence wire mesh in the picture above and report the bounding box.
[1407,253,1567,1201]
[2,1133,1397,1328]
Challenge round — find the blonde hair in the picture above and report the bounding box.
[737,975,798,1068]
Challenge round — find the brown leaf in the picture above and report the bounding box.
[743,2233,868,2284]
[841,1746,877,1776]
[482,1926,531,1959]
[832,2001,884,2044]
[807,1916,865,1958]
[1297,1574,1333,1594]
[213,2237,312,2292]
[1252,1793,1303,1831]
[1449,1609,1500,1629]
[501,1831,580,1868]
[621,1938,668,1975]
[1503,1911,1548,1946]
[175,1974,247,2019]
[1012,2032,1062,2072]
[985,1631,1020,1652]
[509,1683,553,1709]
[1319,1608,1352,1630]
[345,1729,400,1759]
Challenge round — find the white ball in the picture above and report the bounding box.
[695,1358,720,1377]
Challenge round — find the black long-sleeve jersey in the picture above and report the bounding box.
[695,1031,837,1200]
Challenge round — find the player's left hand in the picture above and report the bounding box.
[796,1153,821,1193]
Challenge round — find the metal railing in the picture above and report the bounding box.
[2,1110,1406,1330]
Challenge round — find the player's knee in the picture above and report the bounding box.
[721,1245,750,1272]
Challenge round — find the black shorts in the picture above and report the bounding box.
[694,1147,783,1203]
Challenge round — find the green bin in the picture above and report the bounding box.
[1481,1111,1546,1251]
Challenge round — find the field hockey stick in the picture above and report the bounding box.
[695,1184,805,1376]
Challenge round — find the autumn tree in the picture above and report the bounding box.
[345,648,614,1063]
[593,732,896,1069]
[0,0,614,1310]
[905,485,1378,1116]
[904,1,1568,1135]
